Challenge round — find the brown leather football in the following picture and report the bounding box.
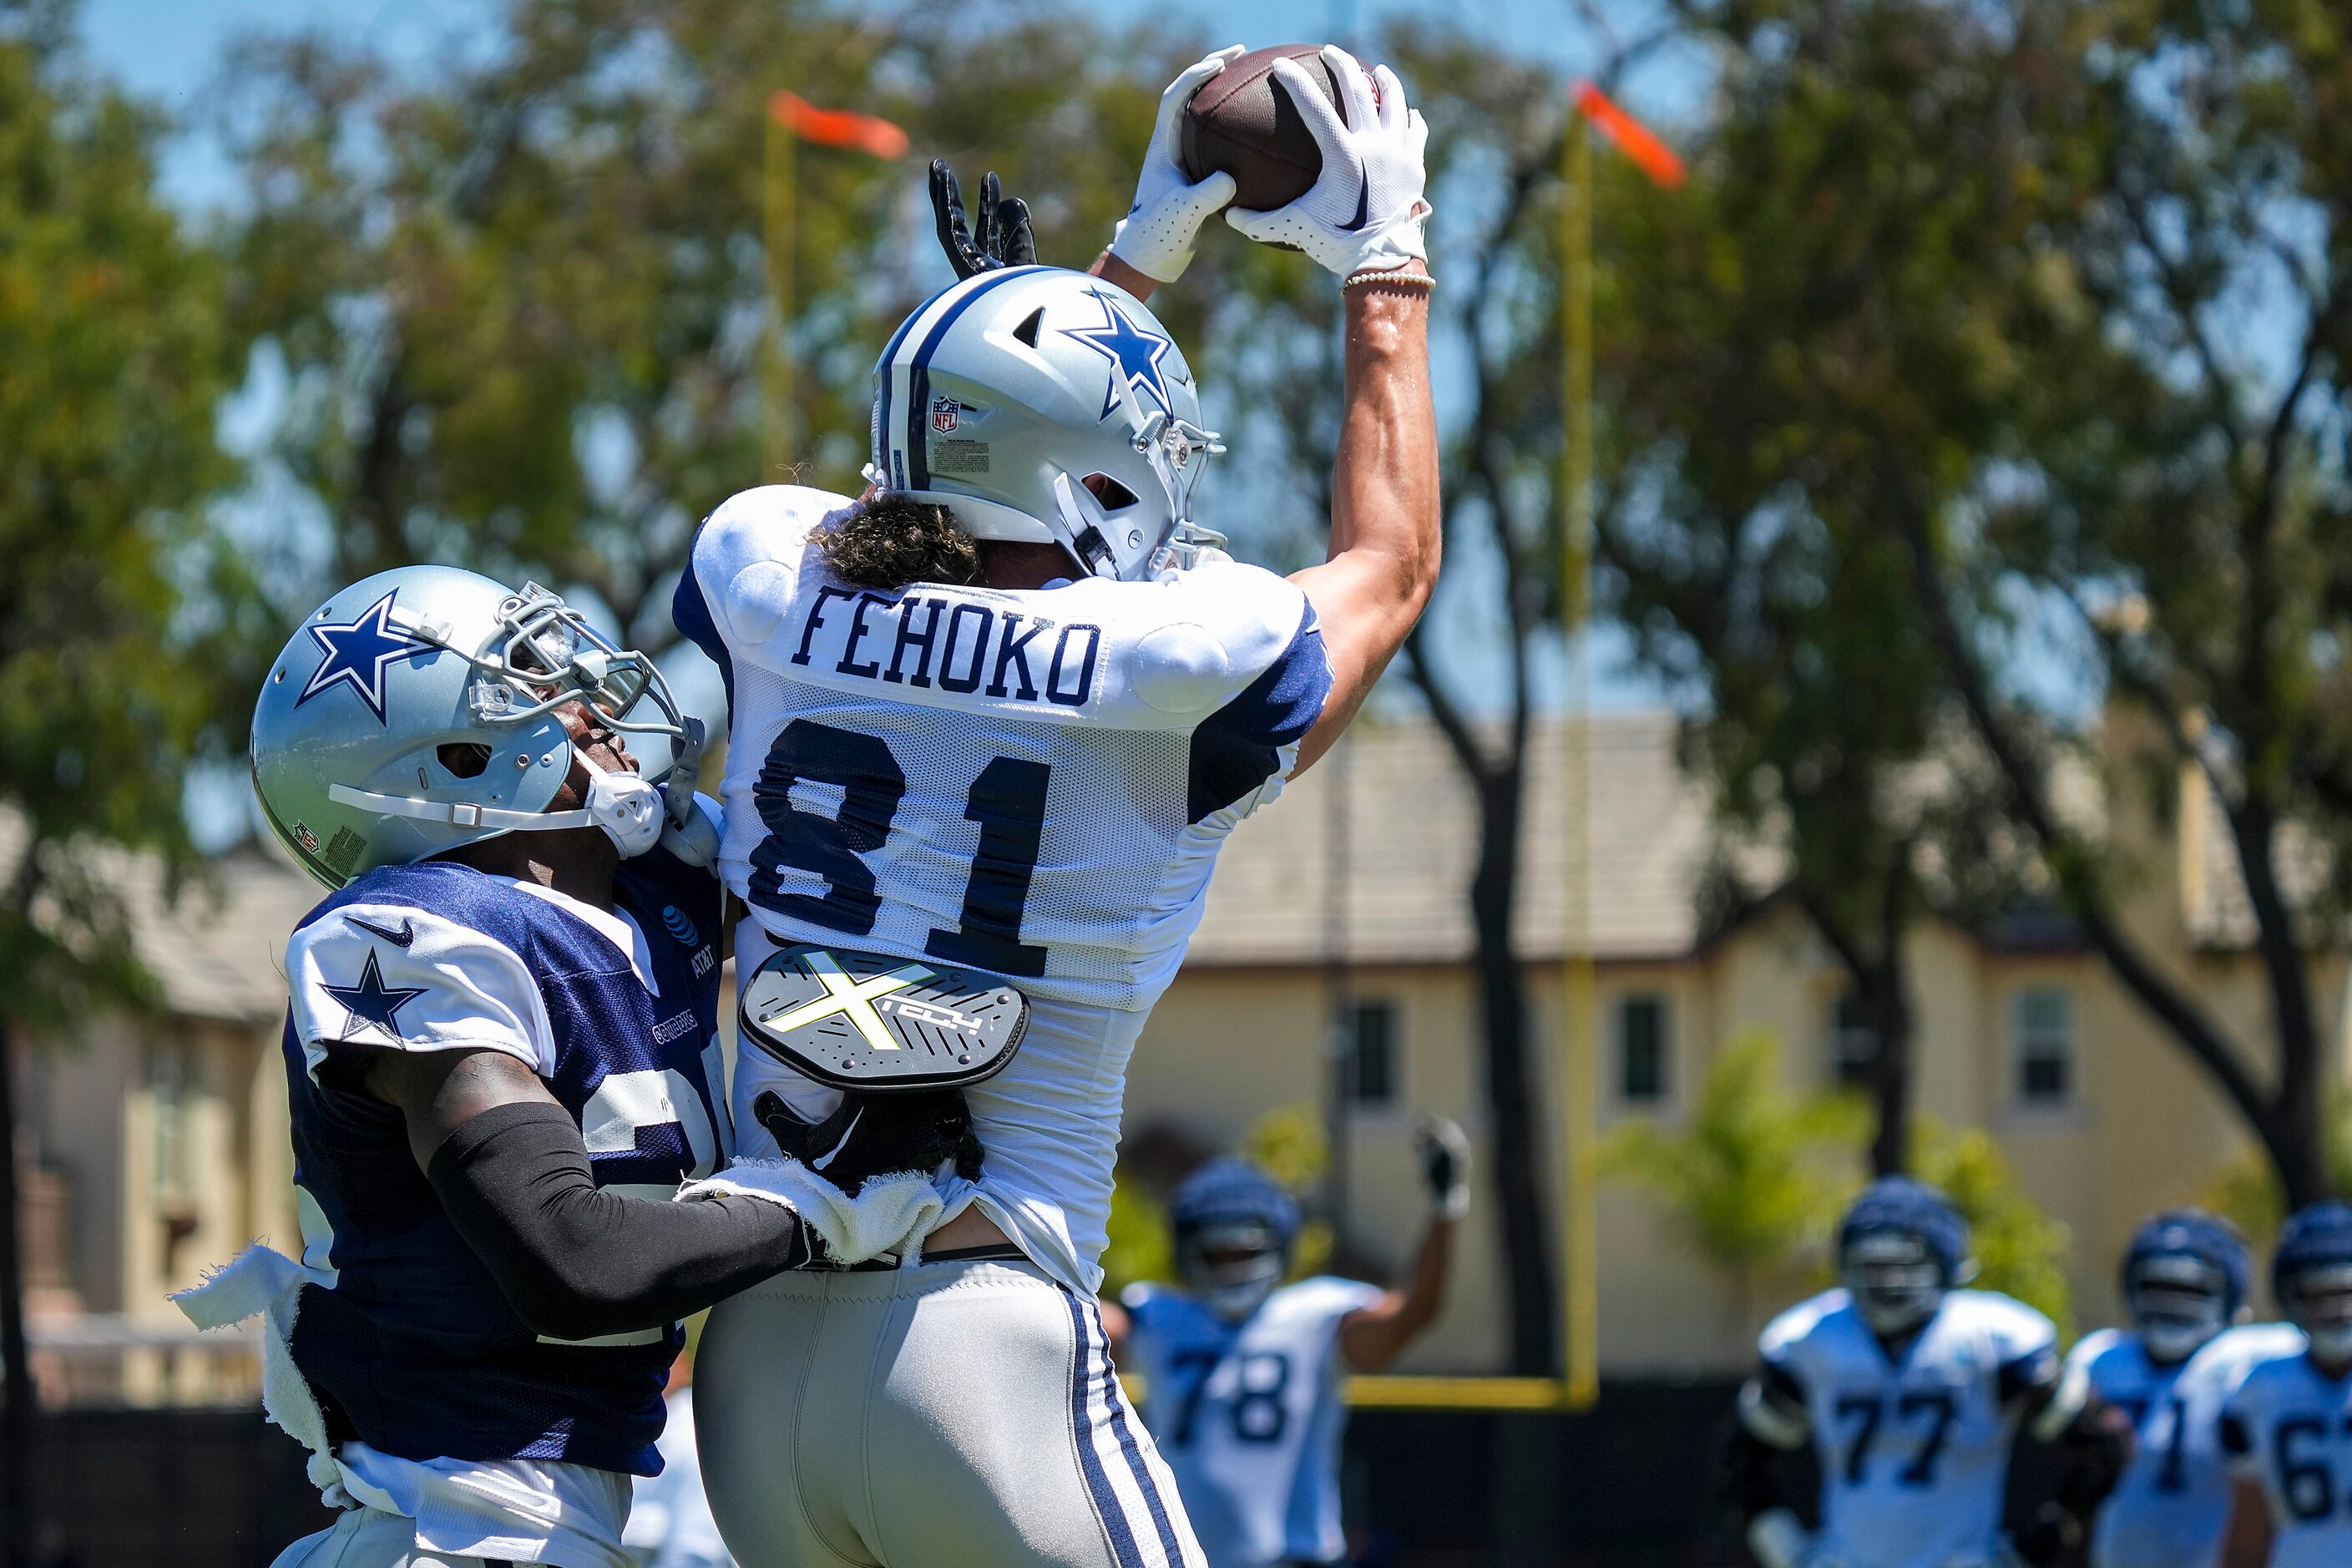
[1179,44,1343,212]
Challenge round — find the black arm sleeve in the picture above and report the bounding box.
[428,1100,807,1342]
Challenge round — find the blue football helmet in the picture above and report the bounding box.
[252,565,701,889]
[2276,1201,2352,1363]
[1171,1158,1302,1323]
[1839,1177,1974,1336]
[2122,1208,2248,1363]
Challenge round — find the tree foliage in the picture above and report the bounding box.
[215,0,1211,640]
[1913,1119,2074,1338]
[1610,0,2352,1209]
[1601,1031,1866,1317]
[0,0,240,1550]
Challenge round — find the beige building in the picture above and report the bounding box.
[1138,713,2342,1376]
[8,712,2331,1398]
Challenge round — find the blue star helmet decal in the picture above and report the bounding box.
[298,589,437,723]
[1061,286,1175,422]
[321,948,429,1044]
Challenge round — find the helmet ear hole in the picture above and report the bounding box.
[438,742,493,779]
[1080,473,1140,510]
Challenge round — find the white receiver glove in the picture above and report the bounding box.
[1226,48,1429,277]
[1109,45,1246,283]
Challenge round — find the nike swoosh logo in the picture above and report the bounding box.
[346,915,416,948]
[810,1109,864,1172]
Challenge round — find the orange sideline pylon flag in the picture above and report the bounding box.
[768,91,909,159]
[1573,82,1684,190]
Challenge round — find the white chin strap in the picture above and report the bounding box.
[330,757,665,859]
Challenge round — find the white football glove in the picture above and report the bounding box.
[1226,47,1429,278]
[1109,45,1245,283]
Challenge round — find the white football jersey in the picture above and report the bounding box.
[679,486,1332,1292]
[1121,1277,1383,1568]
[2217,1332,2352,1568]
[2073,1323,2302,1568]
[1759,1288,2059,1568]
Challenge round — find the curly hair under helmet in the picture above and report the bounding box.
[816,493,983,592]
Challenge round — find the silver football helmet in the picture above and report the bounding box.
[869,266,1225,582]
[251,565,697,889]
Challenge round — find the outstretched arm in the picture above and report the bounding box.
[1337,1209,1453,1372]
[349,1045,806,1342]
[1338,1118,1467,1371]
[1287,270,1437,771]
[2219,1476,2274,1568]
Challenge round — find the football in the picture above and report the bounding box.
[1179,43,1344,213]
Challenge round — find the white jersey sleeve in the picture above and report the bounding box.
[286,901,554,1080]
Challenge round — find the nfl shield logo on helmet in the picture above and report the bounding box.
[931,396,960,433]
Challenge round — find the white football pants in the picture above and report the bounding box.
[269,1508,511,1568]
[696,1255,1204,1568]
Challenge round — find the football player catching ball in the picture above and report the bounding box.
[673,43,1438,1568]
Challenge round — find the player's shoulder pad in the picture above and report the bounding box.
[1758,1287,1850,1362]
[2064,1326,2125,1378]
[2207,1324,2310,1398]
[1041,557,1325,727]
[683,484,853,652]
[1276,1275,1388,1323]
[1948,1288,2059,1358]
[286,867,554,1079]
[2177,1323,2298,1408]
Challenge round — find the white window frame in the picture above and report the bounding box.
[1829,989,1879,1089]
[2012,985,2076,1109]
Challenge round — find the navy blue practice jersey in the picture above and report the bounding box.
[279,849,727,1477]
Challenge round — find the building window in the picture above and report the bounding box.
[148,1041,195,1206]
[1830,990,1879,1088]
[1618,994,1670,1104]
[1344,999,1400,1109]
[2014,987,2075,1106]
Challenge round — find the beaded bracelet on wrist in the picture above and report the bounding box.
[1343,266,1435,296]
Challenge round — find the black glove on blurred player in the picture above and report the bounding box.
[931,159,1036,279]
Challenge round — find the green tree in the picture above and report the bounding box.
[216,0,1201,639]
[1601,1031,1866,1328]
[0,0,240,1550]
[1913,1120,2074,1337]
[1618,0,2352,1210]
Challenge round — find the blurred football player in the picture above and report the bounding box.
[675,43,1436,1568]
[1102,1126,1466,1568]
[2069,1209,2297,1568]
[1727,1176,2127,1568]
[183,568,822,1568]
[2218,1200,2352,1567]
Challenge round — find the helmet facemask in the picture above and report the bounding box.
[2127,1253,2232,1363]
[321,582,692,861]
[2287,1262,2352,1363]
[1843,1231,1948,1336]
[1179,1218,1289,1323]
